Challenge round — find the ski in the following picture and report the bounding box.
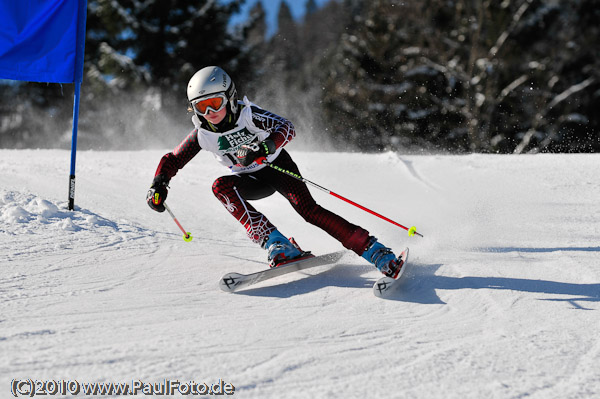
[372,247,410,298]
[219,251,346,293]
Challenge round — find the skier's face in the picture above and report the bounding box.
[204,106,227,125]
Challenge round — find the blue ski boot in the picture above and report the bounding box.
[362,236,403,279]
[262,229,304,267]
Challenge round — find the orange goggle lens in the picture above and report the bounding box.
[193,96,226,115]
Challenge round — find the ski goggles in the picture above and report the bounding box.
[191,94,227,116]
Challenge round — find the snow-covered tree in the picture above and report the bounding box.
[320,0,599,153]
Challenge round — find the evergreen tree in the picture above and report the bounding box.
[246,2,267,47]
[320,0,599,153]
[246,1,298,116]
[322,1,433,151]
[84,0,250,149]
[306,0,318,16]
[274,0,299,82]
[247,0,348,147]
[510,0,600,153]
[1,0,252,150]
[2,0,598,153]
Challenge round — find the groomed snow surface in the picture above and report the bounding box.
[1,149,599,398]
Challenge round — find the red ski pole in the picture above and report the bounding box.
[263,161,423,238]
[164,203,193,242]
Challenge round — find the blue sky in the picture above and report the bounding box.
[228,0,333,37]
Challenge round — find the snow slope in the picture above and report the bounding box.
[1,149,599,398]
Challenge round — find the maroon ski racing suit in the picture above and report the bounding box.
[154,105,371,255]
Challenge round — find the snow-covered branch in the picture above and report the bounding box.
[489,0,533,58]
[547,77,595,110]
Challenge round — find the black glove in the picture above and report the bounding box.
[146,175,169,212]
[236,139,276,167]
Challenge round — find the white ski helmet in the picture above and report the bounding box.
[187,66,238,118]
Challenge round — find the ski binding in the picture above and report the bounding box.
[372,247,410,298]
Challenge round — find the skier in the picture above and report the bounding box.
[146,66,403,278]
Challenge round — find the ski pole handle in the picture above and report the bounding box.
[164,203,193,242]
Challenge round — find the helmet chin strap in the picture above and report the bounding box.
[228,89,238,114]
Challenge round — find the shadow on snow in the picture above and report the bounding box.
[475,246,600,253]
[381,263,600,309]
[232,259,600,310]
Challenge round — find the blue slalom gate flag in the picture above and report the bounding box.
[0,0,84,83]
[0,0,88,210]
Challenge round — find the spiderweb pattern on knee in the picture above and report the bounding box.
[212,176,274,244]
[232,187,275,244]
